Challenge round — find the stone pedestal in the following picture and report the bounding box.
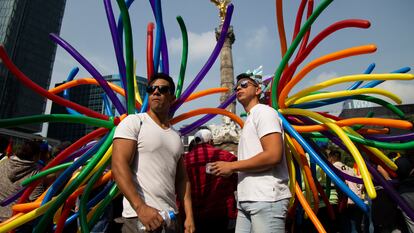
[208,120,240,154]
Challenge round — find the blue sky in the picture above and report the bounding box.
[49,0,414,128]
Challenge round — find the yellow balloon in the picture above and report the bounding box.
[280,108,376,199]
[0,199,56,232]
[284,137,296,207]
[287,88,402,107]
[342,126,398,170]
[133,60,143,105]
[286,134,319,212]
[285,73,414,106]
[278,44,377,108]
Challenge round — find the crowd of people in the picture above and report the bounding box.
[0,72,413,233]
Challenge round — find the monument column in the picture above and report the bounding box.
[208,0,240,153]
[216,26,236,117]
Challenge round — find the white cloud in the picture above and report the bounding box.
[314,71,338,83]
[52,50,117,85]
[168,31,215,61]
[244,26,271,51]
[291,71,339,95]
[378,80,414,104]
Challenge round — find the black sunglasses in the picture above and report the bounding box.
[233,80,257,91]
[146,85,172,94]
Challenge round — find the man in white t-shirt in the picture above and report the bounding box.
[210,73,291,232]
[112,73,195,233]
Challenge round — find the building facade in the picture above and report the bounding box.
[47,75,147,142]
[0,0,66,133]
[339,103,414,136]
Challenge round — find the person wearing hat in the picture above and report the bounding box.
[112,73,195,233]
[210,73,291,232]
[184,128,237,233]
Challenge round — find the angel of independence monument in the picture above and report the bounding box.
[208,0,241,154]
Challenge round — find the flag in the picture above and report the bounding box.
[5,138,13,158]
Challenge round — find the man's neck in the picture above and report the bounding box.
[243,98,260,113]
[147,110,170,129]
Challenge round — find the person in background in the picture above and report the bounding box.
[395,149,414,233]
[112,73,195,233]
[185,128,237,233]
[328,150,364,233]
[0,140,46,227]
[371,152,405,233]
[210,73,291,233]
[51,141,72,158]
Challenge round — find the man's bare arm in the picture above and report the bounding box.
[175,157,195,233]
[211,132,283,176]
[112,138,163,231]
[112,138,143,211]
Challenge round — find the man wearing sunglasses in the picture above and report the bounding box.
[112,73,195,233]
[210,73,291,232]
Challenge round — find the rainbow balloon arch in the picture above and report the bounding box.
[0,0,413,232]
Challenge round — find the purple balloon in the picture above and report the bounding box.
[104,0,127,92]
[292,115,365,184]
[49,33,126,115]
[365,132,414,142]
[61,141,97,163]
[0,186,25,206]
[365,159,414,222]
[179,93,236,135]
[149,0,169,74]
[171,4,234,113]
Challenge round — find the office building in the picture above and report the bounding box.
[0,0,66,133]
[47,75,147,142]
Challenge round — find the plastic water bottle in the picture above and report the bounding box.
[137,210,176,232]
[206,162,213,174]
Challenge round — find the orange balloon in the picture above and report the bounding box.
[0,213,24,227]
[184,87,228,103]
[49,78,142,109]
[291,117,412,132]
[170,108,244,128]
[278,45,377,108]
[291,137,319,213]
[295,183,326,233]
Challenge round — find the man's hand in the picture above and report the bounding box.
[210,161,234,177]
[184,216,196,233]
[136,204,163,231]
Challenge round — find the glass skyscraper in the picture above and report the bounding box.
[48,75,148,143]
[0,0,66,132]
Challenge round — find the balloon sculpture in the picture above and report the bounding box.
[0,0,413,232]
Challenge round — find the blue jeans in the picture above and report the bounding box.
[235,199,289,233]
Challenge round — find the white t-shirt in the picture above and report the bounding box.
[332,161,363,204]
[237,104,291,202]
[113,113,184,217]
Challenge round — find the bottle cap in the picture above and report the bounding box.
[168,211,176,221]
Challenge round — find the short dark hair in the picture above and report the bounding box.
[148,73,175,95]
[236,72,262,85]
[328,150,341,160]
[188,139,197,152]
[16,140,41,161]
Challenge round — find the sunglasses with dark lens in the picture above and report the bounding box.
[146,85,172,94]
[233,80,257,91]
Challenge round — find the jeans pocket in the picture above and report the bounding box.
[270,199,289,219]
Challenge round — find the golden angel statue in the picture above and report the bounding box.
[210,0,231,23]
